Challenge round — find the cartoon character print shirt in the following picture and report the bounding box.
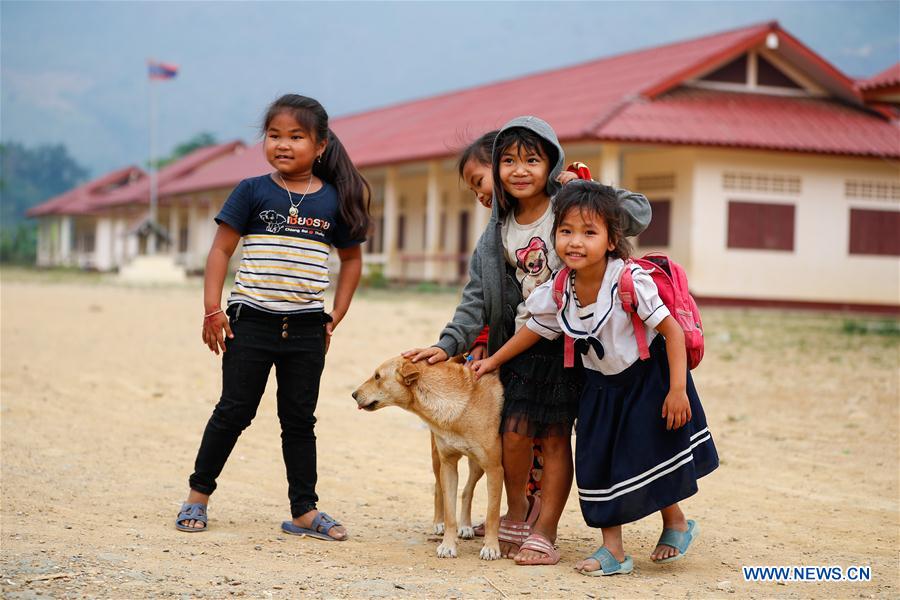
[501,202,563,332]
[215,174,363,314]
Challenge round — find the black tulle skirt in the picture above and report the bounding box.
[499,335,584,438]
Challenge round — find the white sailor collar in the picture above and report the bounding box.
[558,258,631,338]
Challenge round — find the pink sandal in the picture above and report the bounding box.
[514,532,560,566]
[497,495,542,555]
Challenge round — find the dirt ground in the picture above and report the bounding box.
[1,271,898,599]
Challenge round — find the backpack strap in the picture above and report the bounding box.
[551,268,575,368]
[618,262,650,361]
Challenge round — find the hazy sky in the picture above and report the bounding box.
[2,1,897,177]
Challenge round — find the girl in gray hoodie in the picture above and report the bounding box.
[405,116,650,565]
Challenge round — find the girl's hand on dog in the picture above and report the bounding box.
[467,344,488,363]
[470,357,499,378]
[402,347,449,364]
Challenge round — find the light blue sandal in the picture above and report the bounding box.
[652,519,698,563]
[175,502,208,532]
[577,547,634,577]
[281,512,347,541]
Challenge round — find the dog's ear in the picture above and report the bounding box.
[398,361,420,387]
[448,354,466,365]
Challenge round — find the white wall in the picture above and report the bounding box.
[689,149,899,305]
[624,147,697,272]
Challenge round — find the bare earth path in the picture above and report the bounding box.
[2,273,898,598]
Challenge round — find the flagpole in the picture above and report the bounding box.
[148,61,158,255]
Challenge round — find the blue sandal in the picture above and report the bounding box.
[652,519,698,563]
[577,547,634,577]
[281,512,347,541]
[175,502,208,532]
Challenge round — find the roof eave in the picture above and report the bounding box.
[593,135,900,159]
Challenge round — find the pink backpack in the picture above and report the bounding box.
[552,255,704,369]
[619,254,704,369]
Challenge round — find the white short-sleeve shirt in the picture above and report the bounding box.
[525,258,670,375]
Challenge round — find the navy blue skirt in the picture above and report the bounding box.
[575,337,718,528]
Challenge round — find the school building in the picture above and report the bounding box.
[28,21,900,311]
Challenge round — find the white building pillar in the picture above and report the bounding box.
[94,218,114,271]
[35,220,51,266]
[188,200,205,271]
[113,216,126,269]
[59,216,73,266]
[382,167,399,279]
[206,200,218,260]
[599,144,621,187]
[125,210,140,260]
[424,161,441,281]
[169,205,180,257]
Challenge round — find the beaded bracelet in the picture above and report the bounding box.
[204,308,224,320]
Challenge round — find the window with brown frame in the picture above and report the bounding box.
[638,199,670,247]
[849,209,900,256]
[727,201,794,251]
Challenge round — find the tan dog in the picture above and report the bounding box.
[352,355,504,560]
[430,433,482,540]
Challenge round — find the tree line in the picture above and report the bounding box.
[0,133,217,264]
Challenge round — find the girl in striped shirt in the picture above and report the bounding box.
[175,94,370,542]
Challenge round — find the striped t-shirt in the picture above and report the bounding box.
[215,174,363,314]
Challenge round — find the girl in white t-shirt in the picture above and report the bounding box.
[473,180,718,576]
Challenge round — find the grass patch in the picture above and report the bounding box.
[841,319,900,337]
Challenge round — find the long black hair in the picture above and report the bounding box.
[262,94,371,240]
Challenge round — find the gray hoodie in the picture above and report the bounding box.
[434,116,652,358]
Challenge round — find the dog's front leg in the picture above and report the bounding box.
[458,459,483,539]
[479,463,504,561]
[431,434,444,535]
[436,455,460,558]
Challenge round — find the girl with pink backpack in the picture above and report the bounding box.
[472,180,718,576]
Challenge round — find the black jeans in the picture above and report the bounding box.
[189,304,329,518]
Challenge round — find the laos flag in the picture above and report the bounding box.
[148,61,178,80]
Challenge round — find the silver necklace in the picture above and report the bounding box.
[278,173,314,217]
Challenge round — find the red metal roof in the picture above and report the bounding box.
[329,21,782,167]
[858,63,900,91]
[93,141,244,209]
[26,166,145,217]
[31,21,900,218]
[595,88,900,157]
[160,143,269,196]
[28,141,244,216]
